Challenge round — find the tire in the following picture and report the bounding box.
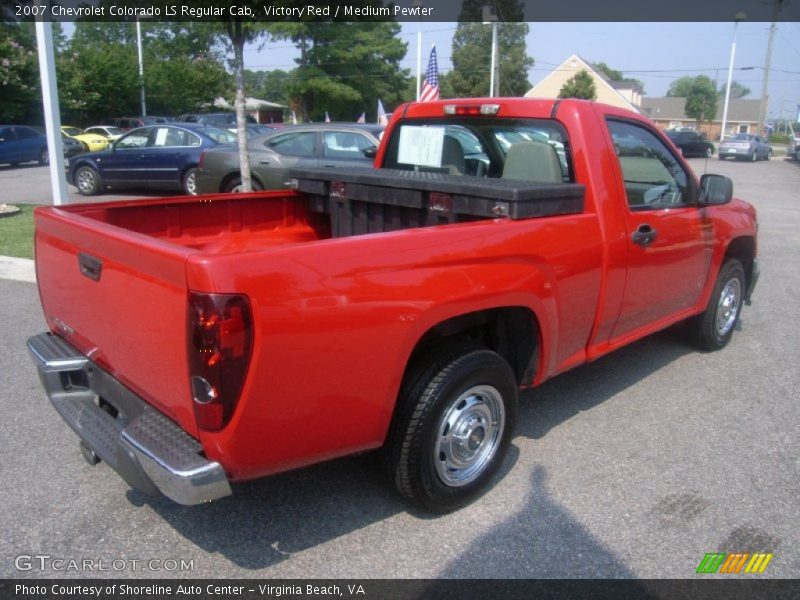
[38,148,49,166]
[751,151,757,162]
[718,155,726,160]
[223,176,264,193]
[705,147,713,158]
[182,167,198,195]
[766,149,772,161]
[389,346,518,512]
[687,259,746,352]
[74,165,102,195]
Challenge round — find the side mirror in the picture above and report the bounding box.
[363,145,378,159]
[699,174,733,206]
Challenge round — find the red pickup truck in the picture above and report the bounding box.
[28,98,758,512]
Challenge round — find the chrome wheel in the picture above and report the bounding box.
[76,168,97,194]
[716,277,741,338]
[434,384,505,487]
[183,169,197,195]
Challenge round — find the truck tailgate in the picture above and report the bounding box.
[34,206,198,437]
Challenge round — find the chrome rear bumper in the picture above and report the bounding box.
[27,332,231,505]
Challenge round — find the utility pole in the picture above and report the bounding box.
[757,1,782,136]
[136,19,146,116]
[720,15,744,142]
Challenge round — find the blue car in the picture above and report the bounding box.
[67,123,236,196]
[0,125,49,167]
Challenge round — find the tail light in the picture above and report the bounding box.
[443,104,500,116]
[187,292,253,432]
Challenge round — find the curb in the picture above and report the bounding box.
[0,255,36,283]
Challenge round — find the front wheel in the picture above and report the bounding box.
[38,148,49,166]
[751,151,758,162]
[687,259,746,351]
[705,147,713,158]
[390,347,518,512]
[74,165,102,195]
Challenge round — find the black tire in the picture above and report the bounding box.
[182,167,198,195]
[223,176,264,193]
[765,149,772,161]
[389,346,518,512]
[74,165,102,196]
[687,259,746,351]
[705,147,713,158]
[38,148,49,166]
[718,155,726,160]
[751,151,758,162]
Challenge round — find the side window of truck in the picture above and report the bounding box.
[607,119,690,210]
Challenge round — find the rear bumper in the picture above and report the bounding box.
[27,332,231,505]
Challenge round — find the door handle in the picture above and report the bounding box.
[323,163,336,167]
[631,224,657,246]
[258,159,270,165]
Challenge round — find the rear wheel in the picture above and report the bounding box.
[687,259,745,351]
[74,165,102,195]
[765,149,772,161]
[182,167,198,195]
[38,148,49,166]
[705,147,713,158]
[389,346,518,512]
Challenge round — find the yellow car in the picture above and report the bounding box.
[61,126,110,152]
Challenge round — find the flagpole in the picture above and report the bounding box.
[415,1,423,101]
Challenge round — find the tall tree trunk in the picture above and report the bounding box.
[230,20,251,192]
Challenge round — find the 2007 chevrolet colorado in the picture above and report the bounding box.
[28,98,758,512]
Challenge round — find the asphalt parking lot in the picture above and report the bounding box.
[0,156,798,580]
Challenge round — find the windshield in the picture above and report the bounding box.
[382,118,572,182]
[62,127,83,136]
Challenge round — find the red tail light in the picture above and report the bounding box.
[187,293,253,432]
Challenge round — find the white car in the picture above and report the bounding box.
[84,125,125,142]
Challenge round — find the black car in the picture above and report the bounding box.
[666,130,715,158]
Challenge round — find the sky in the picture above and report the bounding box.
[242,21,800,121]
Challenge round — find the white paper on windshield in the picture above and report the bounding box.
[154,128,169,147]
[397,126,445,168]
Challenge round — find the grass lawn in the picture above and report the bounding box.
[0,205,36,259]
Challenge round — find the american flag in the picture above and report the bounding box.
[420,46,440,102]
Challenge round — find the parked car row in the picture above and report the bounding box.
[65,122,382,197]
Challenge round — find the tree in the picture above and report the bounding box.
[244,69,292,106]
[448,0,533,97]
[718,81,751,99]
[0,22,39,123]
[667,76,695,97]
[270,19,408,121]
[558,70,597,100]
[59,22,231,124]
[593,61,645,93]
[684,76,718,126]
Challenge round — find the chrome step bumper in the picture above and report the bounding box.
[27,332,231,505]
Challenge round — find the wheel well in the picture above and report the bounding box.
[405,307,540,386]
[725,236,755,289]
[219,171,263,192]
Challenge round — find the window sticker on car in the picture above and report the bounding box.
[398,126,445,168]
[154,128,169,147]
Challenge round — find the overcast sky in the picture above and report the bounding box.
[243,21,800,120]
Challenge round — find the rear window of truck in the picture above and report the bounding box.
[382,118,573,184]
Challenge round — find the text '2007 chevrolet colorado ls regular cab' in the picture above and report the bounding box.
[28,98,758,512]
